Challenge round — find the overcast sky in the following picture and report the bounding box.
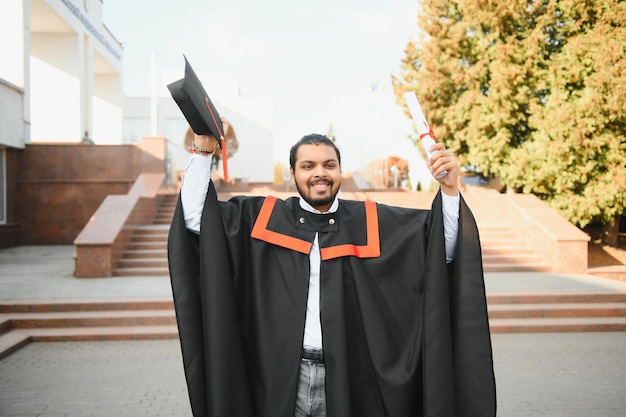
[103,0,426,172]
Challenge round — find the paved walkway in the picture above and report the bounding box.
[1,246,625,416]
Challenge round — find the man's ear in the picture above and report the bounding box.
[290,167,295,183]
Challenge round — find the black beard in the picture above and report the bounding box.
[295,180,339,211]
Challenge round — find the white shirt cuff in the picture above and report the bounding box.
[441,192,460,263]
[181,153,213,234]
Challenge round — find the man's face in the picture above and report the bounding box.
[290,143,342,213]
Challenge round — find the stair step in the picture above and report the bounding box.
[479,231,519,239]
[123,249,168,259]
[476,223,511,229]
[129,235,168,242]
[488,303,626,318]
[483,263,552,272]
[487,293,626,304]
[116,258,169,268]
[154,214,174,221]
[113,267,169,277]
[128,226,169,234]
[125,241,167,250]
[154,218,173,223]
[482,246,534,255]
[0,298,173,313]
[0,330,30,360]
[482,254,547,264]
[26,325,179,342]
[130,235,167,243]
[489,317,626,333]
[7,310,176,329]
[480,238,536,247]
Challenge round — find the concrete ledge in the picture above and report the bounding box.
[73,173,165,277]
[507,193,590,273]
[0,329,30,360]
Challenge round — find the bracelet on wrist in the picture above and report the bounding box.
[191,141,213,155]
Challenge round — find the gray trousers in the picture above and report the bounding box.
[294,359,327,417]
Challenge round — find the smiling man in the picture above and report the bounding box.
[290,135,342,213]
[168,130,496,417]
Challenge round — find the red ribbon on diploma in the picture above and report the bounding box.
[419,122,437,141]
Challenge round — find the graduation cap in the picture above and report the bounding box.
[167,56,229,180]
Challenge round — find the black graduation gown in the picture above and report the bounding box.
[167,184,496,417]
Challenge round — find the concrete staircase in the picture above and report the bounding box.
[2,293,625,359]
[460,185,590,274]
[0,299,177,360]
[109,189,555,277]
[112,193,177,277]
[487,292,626,333]
[0,185,612,359]
[479,224,552,272]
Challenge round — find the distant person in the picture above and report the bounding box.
[184,118,239,174]
[184,127,195,152]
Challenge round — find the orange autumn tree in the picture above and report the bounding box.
[394,0,626,244]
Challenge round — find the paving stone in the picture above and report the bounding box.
[0,340,191,417]
[492,332,626,417]
[0,333,624,416]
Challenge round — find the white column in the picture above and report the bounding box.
[82,33,94,142]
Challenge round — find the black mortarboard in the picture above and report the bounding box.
[167,56,229,179]
[168,56,225,144]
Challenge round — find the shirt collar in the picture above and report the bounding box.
[299,195,339,214]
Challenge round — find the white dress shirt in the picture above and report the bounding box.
[180,153,460,351]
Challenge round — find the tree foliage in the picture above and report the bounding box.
[393,0,626,229]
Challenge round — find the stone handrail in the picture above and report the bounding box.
[74,173,165,277]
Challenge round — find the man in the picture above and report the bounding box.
[168,127,496,417]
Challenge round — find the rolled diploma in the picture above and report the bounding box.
[404,92,447,178]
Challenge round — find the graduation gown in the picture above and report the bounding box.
[167,184,496,417]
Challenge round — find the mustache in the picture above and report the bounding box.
[309,179,332,186]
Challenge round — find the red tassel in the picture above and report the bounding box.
[203,96,229,180]
[221,137,229,180]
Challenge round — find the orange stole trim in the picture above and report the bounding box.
[320,200,380,260]
[250,196,313,255]
[250,197,381,259]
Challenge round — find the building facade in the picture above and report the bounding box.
[0,0,275,248]
[0,0,124,230]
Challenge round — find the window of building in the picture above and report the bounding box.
[122,118,151,144]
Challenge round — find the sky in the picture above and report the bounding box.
[103,0,429,176]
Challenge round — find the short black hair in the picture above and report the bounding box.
[289,134,341,170]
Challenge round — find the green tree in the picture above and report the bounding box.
[394,0,626,243]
